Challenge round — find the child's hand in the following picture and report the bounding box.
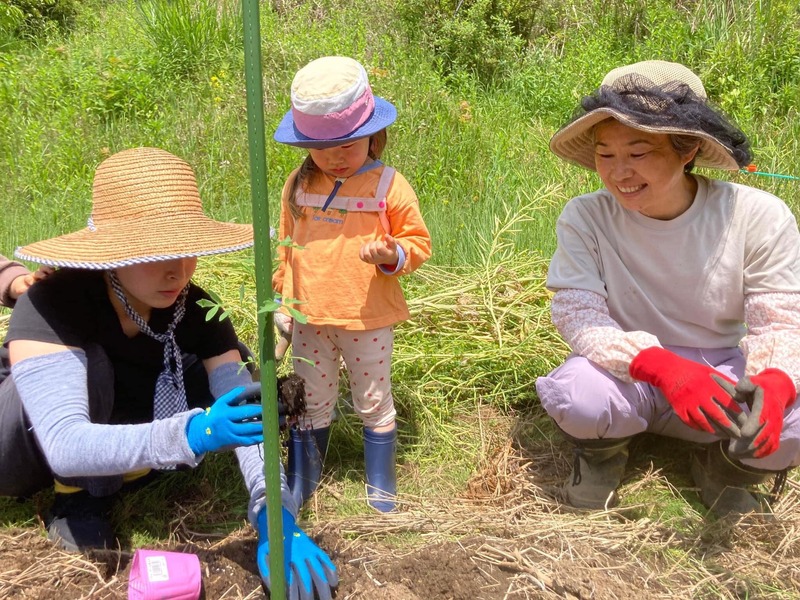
[274,312,293,361]
[9,265,54,300]
[359,234,399,267]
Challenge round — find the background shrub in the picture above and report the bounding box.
[3,0,79,38]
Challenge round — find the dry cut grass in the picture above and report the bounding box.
[313,425,800,600]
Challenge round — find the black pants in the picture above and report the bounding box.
[0,344,244,499]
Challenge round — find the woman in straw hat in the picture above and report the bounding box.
[272,56,431,514]
[535,60,800,517]
[0,147,337,599]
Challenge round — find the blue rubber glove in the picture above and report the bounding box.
[257,507,338,600]
[185,382,263,455]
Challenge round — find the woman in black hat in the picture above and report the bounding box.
[536,60,800,517]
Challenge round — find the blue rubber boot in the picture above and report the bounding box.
[364,426,398,513]
[286,426,330,508]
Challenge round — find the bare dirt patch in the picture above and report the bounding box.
[2,434,800,599]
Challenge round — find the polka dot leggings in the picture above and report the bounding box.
[291,324,395,429]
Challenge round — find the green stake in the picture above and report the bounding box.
[241,1,286,598]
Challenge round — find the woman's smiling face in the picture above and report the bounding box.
[593,119,699,220]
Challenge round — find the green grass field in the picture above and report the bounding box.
[2,0,800,597]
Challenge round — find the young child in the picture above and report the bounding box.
[272,56,432,512]
[0,147,337,598]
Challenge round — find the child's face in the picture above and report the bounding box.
[113,258,198,313]
[308,137,371,178]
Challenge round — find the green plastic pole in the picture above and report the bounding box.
[241,1,286,598]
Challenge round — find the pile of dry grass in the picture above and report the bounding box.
[396,200,569,412]
[5,451,800,600]
[0,529,122,598]
[315,431,800,599]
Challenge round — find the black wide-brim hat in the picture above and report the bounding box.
[550,60,745,171]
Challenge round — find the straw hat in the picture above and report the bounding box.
[274,56,396,149]
[550,60,748,171]
[15,147,254,269]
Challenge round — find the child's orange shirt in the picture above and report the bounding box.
[273,165,431,330]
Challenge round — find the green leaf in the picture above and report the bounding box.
[282,297,305,307]
[237,360,254,375]
[287,306,308,324]
[258,299,282,314]
[277,236,305,250]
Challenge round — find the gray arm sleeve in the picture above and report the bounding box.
[13,350,203,477]
[208,361,297,526]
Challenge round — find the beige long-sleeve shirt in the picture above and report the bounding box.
[547,176,800,389]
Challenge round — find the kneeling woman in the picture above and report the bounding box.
[0,148,336,598]
[537,61,800,517]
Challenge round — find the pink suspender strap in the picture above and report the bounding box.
[374,167,394,235]
[295,167,396,234]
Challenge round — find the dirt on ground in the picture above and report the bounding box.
[2,432,799,599]
[0,522,658,600]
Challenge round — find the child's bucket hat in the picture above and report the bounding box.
[15,147,254,269]
[274,56,396,149]
[550,60,751,171]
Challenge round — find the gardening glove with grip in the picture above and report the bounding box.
[709,376,751,438]
[274,311,294,361]
[186,383,263,455]
[629,347,742,434]
[257,506,338,600]
[703,374,748,438]
[727,369,796,459]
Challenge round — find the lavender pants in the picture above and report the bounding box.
[535,346,800,471]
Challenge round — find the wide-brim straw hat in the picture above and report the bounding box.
[15,147,254,269]
[550,60,743,171]
[274,56,396,149]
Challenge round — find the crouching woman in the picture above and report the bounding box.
[536,61,800,518]
[0,147,336,598]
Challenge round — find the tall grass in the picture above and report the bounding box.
[2,0,797,266]
[0,0,797,436]
[135,0,242,78]
[1,0,799,554]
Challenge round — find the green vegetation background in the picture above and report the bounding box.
[1,0,800,571]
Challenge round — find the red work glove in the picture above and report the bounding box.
[629,347,742,434]
[728,369,796,458]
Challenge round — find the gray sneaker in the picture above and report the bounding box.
[45,491,116,551]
